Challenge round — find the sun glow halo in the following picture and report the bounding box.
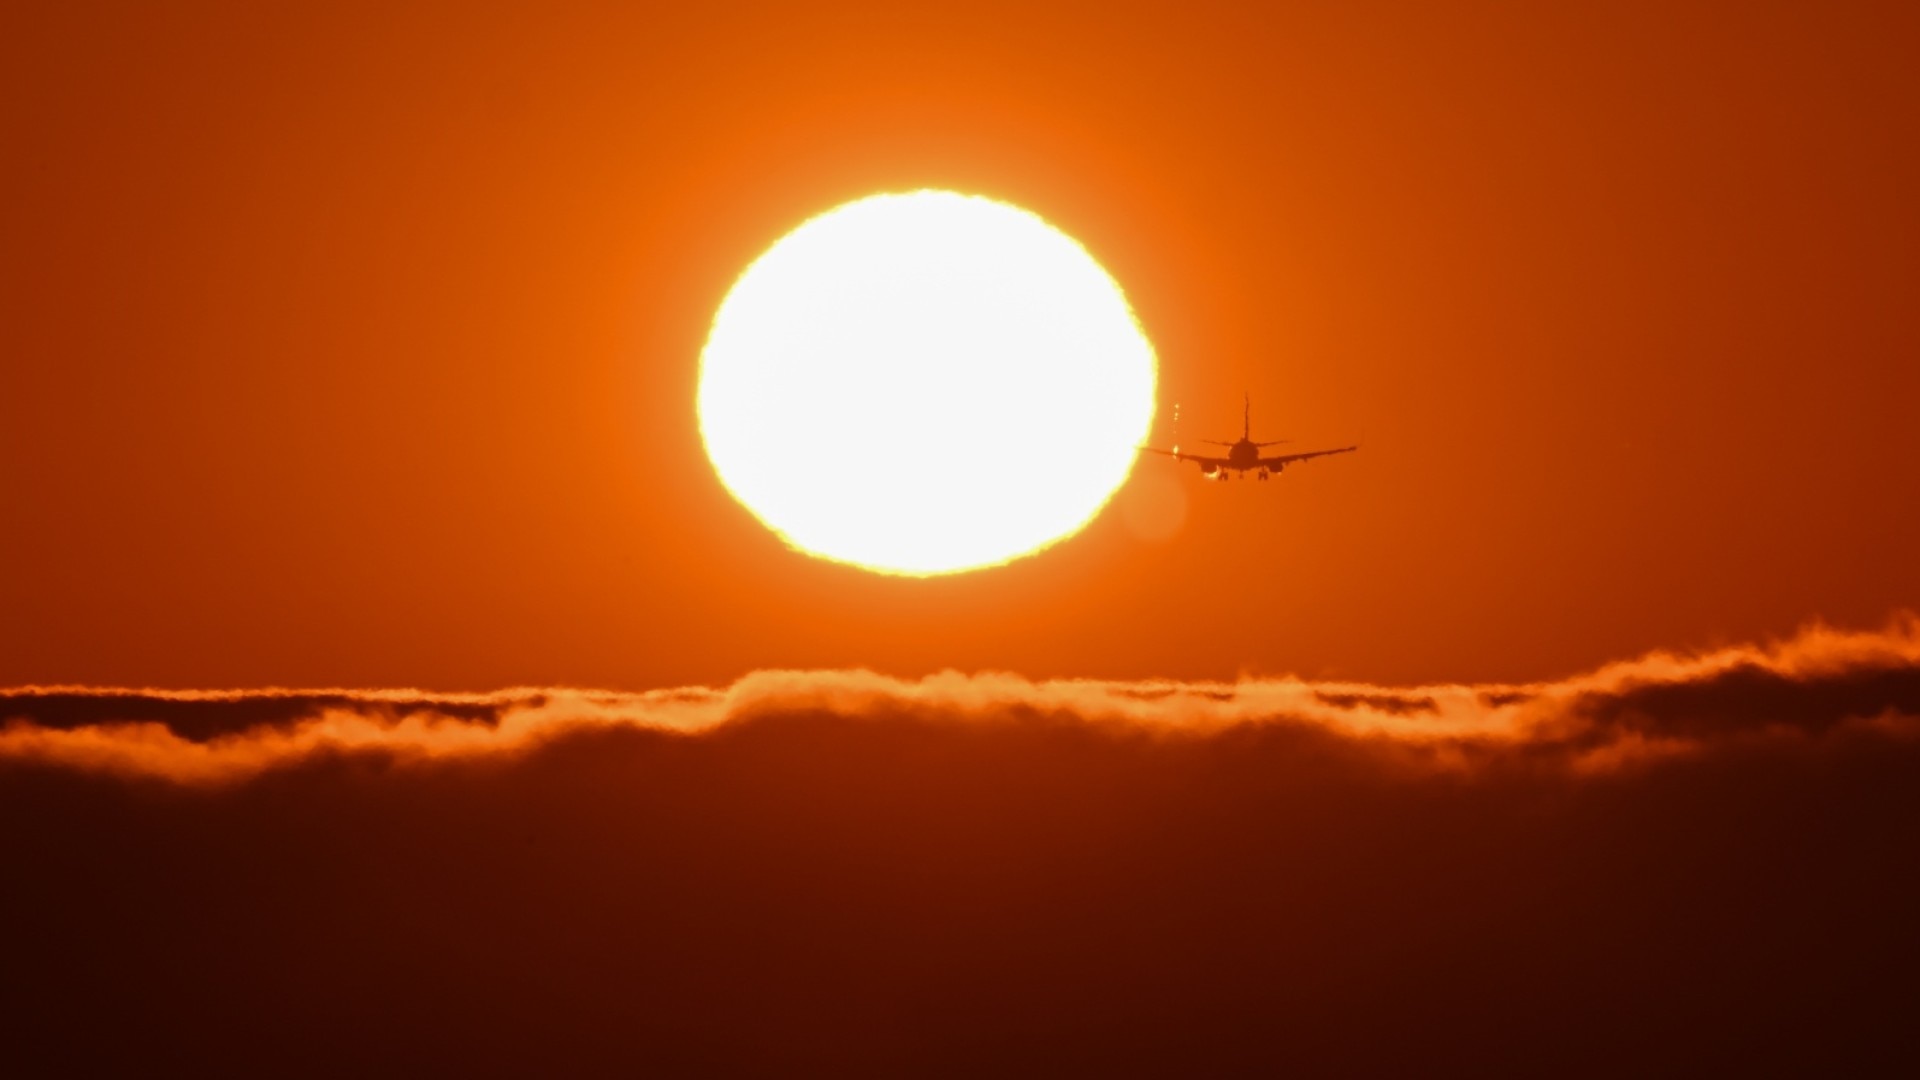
[698,190,1156,576]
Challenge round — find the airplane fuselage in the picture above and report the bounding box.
[1187,439,1275,478]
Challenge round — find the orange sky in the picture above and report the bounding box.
[3,0,1917,691]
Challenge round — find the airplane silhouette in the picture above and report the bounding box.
[1140,394,1357,481]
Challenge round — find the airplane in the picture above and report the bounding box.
[1140,394,1357,481]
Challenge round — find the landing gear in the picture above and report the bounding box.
[1258,469,1270,481]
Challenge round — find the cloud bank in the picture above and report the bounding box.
[5,620,1918,1076]
[6,616,1919,785]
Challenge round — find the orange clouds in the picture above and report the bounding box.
[6,620,1919,1075]
[6,616,1917,785]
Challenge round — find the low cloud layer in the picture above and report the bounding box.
[5,617,1919,784]
[5,621,1918,1075]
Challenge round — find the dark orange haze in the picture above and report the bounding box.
[3,0,1916,691]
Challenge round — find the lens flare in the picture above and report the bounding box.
[697,190,1157,576]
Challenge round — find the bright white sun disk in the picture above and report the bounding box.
[697,190,1157,575]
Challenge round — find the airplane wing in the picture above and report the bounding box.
[1139,446,1231,472]
[1258,445,1358,468]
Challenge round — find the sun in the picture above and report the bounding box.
[697,190,1157,576]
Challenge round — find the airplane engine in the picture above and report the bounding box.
[1199,464,1220,478]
